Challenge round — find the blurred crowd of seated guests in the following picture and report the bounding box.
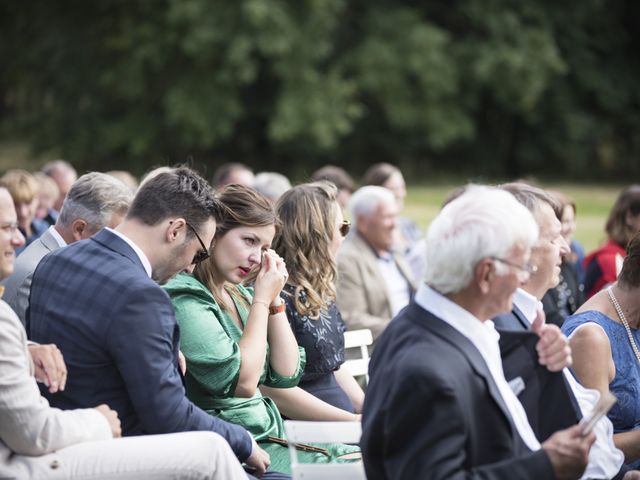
[2,156,640,479]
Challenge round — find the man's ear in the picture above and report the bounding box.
[70,219,88,241]
[167,218,186,243]
[475,258,494,295]
[355,214,368,233]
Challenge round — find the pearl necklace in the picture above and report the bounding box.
[607,286,640,364]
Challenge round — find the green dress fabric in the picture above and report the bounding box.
[164,273,360,474]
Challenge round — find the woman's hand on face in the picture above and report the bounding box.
[254,249,288,304]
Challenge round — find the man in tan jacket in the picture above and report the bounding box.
[336,186,416,340]
[0,186,247,479]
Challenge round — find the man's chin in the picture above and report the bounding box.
[0,264,14,281]
[152,270,180,285]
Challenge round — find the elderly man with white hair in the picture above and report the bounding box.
[336,186,416,339]
[361,185,594,480]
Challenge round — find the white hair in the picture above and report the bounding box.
[424,185,539,294]
[253,172,291,201]
[349,186,396,229]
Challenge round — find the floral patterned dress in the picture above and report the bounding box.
[282,284,354,412]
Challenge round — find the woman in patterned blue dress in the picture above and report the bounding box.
[267,182,365,414]
[562,231,640,469]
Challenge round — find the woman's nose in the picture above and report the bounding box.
[248,249,261,265]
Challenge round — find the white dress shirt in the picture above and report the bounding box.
[377,252,411,316]
[47,225,67,248]
[512,288,542,324]
[106,228,152,278]
[512,288,624,479]
[416,284,541,451]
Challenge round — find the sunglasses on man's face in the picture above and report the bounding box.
[339,220,351,238]
[185,221,210,265]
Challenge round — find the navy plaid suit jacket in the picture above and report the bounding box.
[28,229,252,460]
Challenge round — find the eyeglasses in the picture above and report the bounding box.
[339,220,351,238]
[185,221,210,265]
[490,256,538,276]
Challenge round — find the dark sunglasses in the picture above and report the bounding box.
[339,220,351,238]
[185,221,211,265]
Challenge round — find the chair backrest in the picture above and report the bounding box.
[284,420,366,480]
[343,329,373,384]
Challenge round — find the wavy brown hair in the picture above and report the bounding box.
[273,182,339,319]
[605,185,640,248]
[194,184,279,310]
[618,231,640,288]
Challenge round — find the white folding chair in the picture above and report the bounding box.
[284,420,365,480]
[343,328,373,384]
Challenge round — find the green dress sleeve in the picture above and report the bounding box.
[238,286,307,388]
[173,293,242,398]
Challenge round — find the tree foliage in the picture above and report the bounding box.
[1,0,638,179]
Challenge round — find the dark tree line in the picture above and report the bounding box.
[1,0,639,180]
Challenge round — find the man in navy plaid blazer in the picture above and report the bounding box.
[28,167,272,477]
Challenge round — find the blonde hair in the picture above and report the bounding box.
[194,184,279,310]
[273,182,339,319]
[0,169,39,204]
[33,172,60,201]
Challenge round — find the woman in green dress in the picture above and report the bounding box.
[164,185,360,474]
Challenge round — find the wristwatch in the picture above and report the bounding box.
[269,299,285,315]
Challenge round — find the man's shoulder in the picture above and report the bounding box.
[33,235,154,307]
[374,306,468,372]
[369,313,477,412]
[41,232,141,275]
[0,299,19,322]
[337,234,376,265]
[338,235,361,255]
[0,300,25,340]
[9,235,53,278]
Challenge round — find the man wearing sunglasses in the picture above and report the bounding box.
[28,167,278,478]
[0,184,253,479]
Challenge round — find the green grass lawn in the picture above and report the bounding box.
[404,183,624,254]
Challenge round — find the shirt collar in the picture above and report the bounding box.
[416,283,499,343]
[106,227,152,278]
[512,288,542,325]
[48,225,67,248]
[377,251,394,262]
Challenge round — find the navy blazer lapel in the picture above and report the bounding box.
[511,305,530,330]
[91,229,146,271]
[405,303,517,436]
[498,328,539,358]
